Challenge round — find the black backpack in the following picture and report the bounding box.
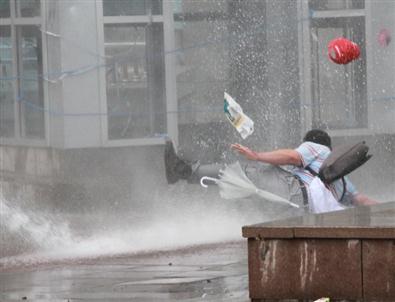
[306,141,372,201]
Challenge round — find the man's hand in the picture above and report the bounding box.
[352,193,379,206]
[231,143,259,161]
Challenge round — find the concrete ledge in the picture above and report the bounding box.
[243,202,395,239]
[242,202,395,301]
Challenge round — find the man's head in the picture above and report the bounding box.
[303,129,332,149]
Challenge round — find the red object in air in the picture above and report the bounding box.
[327,38,360,65]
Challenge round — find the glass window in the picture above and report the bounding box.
[103,0,162,16]
[0,0,10,18]
[309,0,364,11]
[104,24,165,139]
[17,0,41,17]
[0,1,45,141]
[310,17,367,129]
[172,0,230,127]
[0,26,14,137]
[17,26,44,138]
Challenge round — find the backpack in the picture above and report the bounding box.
[306,141,372,201]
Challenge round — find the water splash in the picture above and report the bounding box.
[0,195,73,252]
[0,188,268,269]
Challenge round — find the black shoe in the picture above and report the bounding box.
[164,139,192,184]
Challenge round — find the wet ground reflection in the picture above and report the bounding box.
[0,241,249,301]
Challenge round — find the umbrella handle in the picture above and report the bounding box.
[200,176,219,188]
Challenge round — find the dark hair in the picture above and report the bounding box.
[303,129,332,149]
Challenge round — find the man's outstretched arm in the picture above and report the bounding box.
[231,143,302,166]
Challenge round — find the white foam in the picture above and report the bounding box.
[0,190,268,268]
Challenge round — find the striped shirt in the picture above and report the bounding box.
[292,141,357,203]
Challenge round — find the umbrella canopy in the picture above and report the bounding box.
[200,162,299,208]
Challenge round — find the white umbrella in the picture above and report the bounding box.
[200,161,299,208]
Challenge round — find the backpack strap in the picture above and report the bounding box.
[339,177,347,203]
[305,165,318,177]
[305,165,347,203]
[295,175,309,207]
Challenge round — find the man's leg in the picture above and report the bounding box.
[164,139,192,184]
[164,139,223,184]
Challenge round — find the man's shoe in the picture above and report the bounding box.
[164,139,192,184]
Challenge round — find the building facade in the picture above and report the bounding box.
[1,0,394,211]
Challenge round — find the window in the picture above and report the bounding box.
[299,0,367,131]
[309,0,364,11]
[103,0,162,16]
[102,0,166,140]
[310,16,367,129]
[16,0,41,17]
[0,0,10,18]
[171,1,230,126]
[0,26,13,137]
[0,0,45,140]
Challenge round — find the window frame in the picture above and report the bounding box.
[0,0,49,146]
[96,0,178,147]
[297,0,374,138]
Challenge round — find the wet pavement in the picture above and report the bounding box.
[0,241,249,301]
